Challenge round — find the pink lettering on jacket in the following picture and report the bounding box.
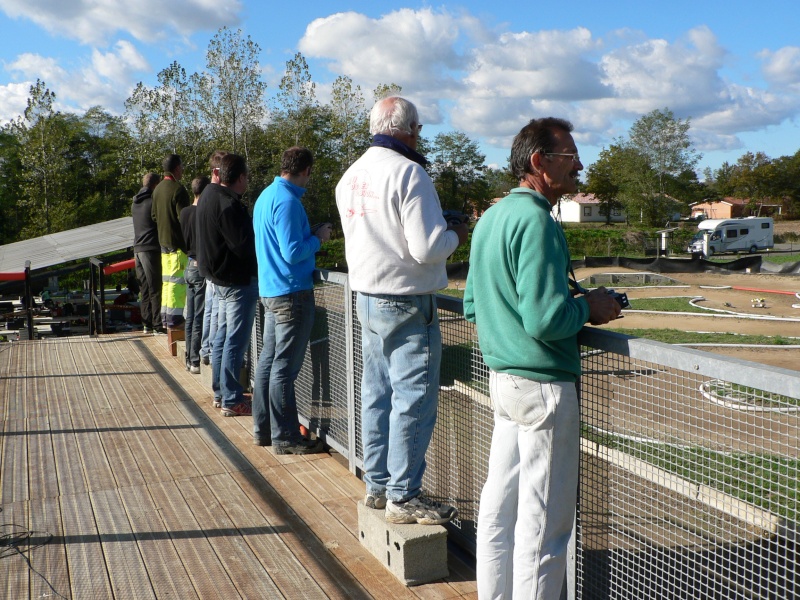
[343,174,378,218]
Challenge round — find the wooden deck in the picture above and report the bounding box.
[0,334,476,599]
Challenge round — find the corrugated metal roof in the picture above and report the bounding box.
[0,217,134,273]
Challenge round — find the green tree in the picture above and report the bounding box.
[373,83,402,102]
[620,109,701,225]
[274,52,318,148]
[11,80,73,237]
[585,146,624,224]
[74,107,134,223]
[0,129,23,243]
[329,75,369,169]
[428,131,487,214]
[197,27,267,159]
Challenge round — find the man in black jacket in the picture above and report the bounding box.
[196,154,257,417]
[131,172,163,334]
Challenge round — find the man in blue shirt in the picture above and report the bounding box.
[252,147,331,454]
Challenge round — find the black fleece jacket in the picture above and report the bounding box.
[195,183,257,286]
[131,187,159,252]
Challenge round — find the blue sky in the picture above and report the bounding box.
[1,0,798,176]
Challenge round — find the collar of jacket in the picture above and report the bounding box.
[371,134,428,166]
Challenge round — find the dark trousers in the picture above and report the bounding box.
[184,260,206,366]
[135,250,161,330]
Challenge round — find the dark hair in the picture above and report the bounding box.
[142,172,160,189]
[509,118,573,181]
[208,150,228,171]
[162,154,182,174]
[218,153,247,185]
[280,147,314,176]
[191,176,210,197]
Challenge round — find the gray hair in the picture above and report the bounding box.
[369,96,419,137]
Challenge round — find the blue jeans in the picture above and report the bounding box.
[476,373,579,600]
[252,290,315,446]
[211,278,257,408]
[183,260,206,366]
[200,282,218,360]
[357,292,441,503]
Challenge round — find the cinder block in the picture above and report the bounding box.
[357,500,449,586]
[167,327,185,356]
[175,340,186,362]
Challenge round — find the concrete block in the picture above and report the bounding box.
[357,500,449,586]
[175,340,186,362]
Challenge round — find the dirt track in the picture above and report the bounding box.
[574,267,800,371]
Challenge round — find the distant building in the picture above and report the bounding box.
[690,197,782,220]
[554,193,626,223]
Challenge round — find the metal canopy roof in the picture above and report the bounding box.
[0,217,134,273]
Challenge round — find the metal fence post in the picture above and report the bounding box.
[24,260,34,340]
[344,278,358,474]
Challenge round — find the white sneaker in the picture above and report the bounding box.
[364,492,387,510]
[385,495,457,525]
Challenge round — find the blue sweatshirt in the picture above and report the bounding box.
[253,176,321,297]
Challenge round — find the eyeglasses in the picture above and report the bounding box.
[410,123,423,133]
[544,152,581,163]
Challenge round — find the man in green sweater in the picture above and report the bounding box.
[151,154,190,330]
[464,117,620,600]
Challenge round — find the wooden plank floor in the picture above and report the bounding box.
[0,334,477,599]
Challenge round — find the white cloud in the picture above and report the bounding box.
[759,46,800,91]
[7,53,67,83]
[599,27,727,115]
[90,41,149,85]
[0,0,241,46]
[0,81,31,123]
[4,42,150,116]
[300,8,476,120]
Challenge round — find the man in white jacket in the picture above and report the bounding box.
[336,96,468,525]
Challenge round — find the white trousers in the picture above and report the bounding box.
[476,372,579,600]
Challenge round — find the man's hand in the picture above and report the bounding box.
[584,287,622,325]
[448,222,469,246]
[314,223,333,243]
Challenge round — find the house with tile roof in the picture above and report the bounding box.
[689,197,782,220]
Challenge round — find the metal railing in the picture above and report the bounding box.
[88,257,107,335]
[253,269,800,599]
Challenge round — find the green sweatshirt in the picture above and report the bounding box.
[464,187,589,382]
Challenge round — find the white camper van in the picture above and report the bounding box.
[687,217,774,256]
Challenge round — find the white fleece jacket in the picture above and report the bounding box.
[336,146,459,295]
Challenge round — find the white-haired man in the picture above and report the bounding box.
[336,96,468,525]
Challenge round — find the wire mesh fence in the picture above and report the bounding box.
[251,271,800,598]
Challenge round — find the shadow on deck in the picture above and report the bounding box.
[0,334,476,599]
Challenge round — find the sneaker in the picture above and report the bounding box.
[201,355,210,366]
[274,438,325,455]
[213,398,222,409]
[142,326,153,334]
[153,326,167,335]
[221,400,252,417]
[253,436,271,446]
[385,496,458,525]
[189,364,201,374]
[365,492,387,510]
